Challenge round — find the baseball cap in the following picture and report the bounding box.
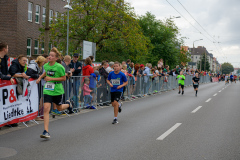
[140,64,144,68]
[73,53,79,57]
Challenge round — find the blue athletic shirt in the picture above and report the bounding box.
[230,75,234,79]
[108,71,128,92]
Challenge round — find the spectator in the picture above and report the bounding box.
[139,64,145,76]
[26,56,46,78]
[62,55,73,79]
[106,61,114,73]
[69,53,82,107]
[122,61,126,66]
[143,63,153,95]
[82,57,94,76]
[89,56,94,63]
[158,59,163,69]
[82,78,93,108]
[163,65,169,74]
[121,64,128,76]
[0,42,9,76]
[9,55,29,79]
[126,59,131,71]
[98,61,109,106]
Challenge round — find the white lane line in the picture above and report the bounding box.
[219,90,222,92]
[191,106,202,113]
[222,88,224,90]
[213,93,217,96]
[156,123,182,140]
[206,98,212,102]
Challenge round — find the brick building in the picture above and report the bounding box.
[0,0,68,58]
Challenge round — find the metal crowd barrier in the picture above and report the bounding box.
[36,75,211,118]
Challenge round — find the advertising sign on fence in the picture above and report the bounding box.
[0,79,38,127]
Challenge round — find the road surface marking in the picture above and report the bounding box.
[213,93,217,96]
[157,123,182,140]
[191,106,202,113]
[219,90,221,92]
[222,88,224,90]
[206,98,212,102]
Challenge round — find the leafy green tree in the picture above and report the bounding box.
[40,0,150,63]
[221,62,234,74]
[138,12,185,68]
[197,53,210,71]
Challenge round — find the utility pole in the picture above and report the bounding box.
[204,50,206,71]
[44,0,50,54]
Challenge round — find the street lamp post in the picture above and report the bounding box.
[64,1,73,55]
[192,39,203,69]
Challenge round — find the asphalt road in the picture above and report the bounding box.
[1,81,240,160]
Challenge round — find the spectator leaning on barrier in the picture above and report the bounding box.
[139,64,145,76]
[0,42,9,76]
[62,55,73,78]
[143,63,153,95]
[9,55,29,79]
[82,57,94,76]
[70,53,82,76]
[26,56,46,78]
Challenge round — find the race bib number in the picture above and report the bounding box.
[45,82,55,91]
[111,79,120,85]
[194,83,198,85]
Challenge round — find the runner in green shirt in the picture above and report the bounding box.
[36,47,73,139]
[176,71,185,95]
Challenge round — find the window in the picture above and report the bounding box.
[49,10,53,24]
[196,56,197,59]
[34,40,39,55]
[27,38,32,57]
[35,5,40,23]
[61,13,64,21]
[28,2,33,22]
[41,42,44,54]
[55,12,59,21]
[43,7,46,23]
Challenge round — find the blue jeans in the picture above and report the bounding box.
[84,95,92,106]
[69,78,80,107]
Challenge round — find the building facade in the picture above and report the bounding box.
[188,46,215,71]
[0,0,68,58]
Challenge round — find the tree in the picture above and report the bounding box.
[40,0,150,63]
[197,53,210,71]
[221,62,234,74]
[138,12,184,68]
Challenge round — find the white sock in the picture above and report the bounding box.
[114,117,117,120]
[118,102,121,107]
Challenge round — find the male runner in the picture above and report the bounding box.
[107,61,128,124]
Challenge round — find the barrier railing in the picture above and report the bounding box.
[1,74,211,127]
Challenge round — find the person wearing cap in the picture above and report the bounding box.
[139,64,145,76]
[69,53,82,107]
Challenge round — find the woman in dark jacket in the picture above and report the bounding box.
[9,55,29,79]
[26,56,46,78]
[0,71,14,84]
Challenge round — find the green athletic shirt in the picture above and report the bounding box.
[43,62,65,96]
[177,75,185,85]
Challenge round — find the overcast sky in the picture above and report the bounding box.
[126,0,240,68]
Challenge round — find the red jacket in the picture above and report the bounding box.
[82,65,94,76]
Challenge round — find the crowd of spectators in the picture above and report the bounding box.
[1,41,238,127]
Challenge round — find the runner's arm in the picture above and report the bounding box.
[106,80,113,87]
[45,75,66,82]
[36,72,46,84]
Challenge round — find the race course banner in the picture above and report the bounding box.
[0,79,38,127]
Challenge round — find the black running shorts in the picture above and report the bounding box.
[44,94,63,105]
[178,83,184,89]
[193,84,199,89]
[111,92,122,103]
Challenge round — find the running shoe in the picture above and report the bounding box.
[195,93,197,97]
[178,91,180,94]
[66,100,74,114]
[182,91,184,95]
[118,102,123,113]
[52,109,62,115]
[40,130,50,138]
[112,119,118,124]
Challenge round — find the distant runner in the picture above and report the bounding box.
[192,72,200,97]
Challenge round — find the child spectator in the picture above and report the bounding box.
[82,78,93,108]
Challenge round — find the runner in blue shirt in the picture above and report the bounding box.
[107,61,128,124]
[230,73,234,83]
